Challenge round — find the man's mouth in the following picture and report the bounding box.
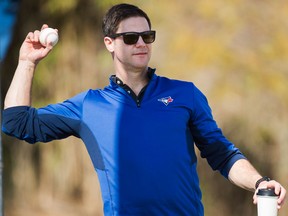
[133,52,147,56]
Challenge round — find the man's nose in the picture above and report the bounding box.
[136,36,146,46]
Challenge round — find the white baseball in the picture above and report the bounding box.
[39,28,59,47]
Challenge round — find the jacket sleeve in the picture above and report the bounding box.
[2,91,86,144]
[189,85,246,178]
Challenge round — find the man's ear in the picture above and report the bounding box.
[104,36,114,52]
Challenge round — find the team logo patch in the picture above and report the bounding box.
[158,96,174,106]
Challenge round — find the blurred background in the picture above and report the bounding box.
[1,0,288,215]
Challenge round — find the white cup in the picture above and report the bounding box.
[257,188,278,216]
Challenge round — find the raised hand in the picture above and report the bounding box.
[19,24,57,65]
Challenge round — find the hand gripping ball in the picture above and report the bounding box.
[39,28,59,47]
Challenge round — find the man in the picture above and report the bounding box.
[2,3,286,216]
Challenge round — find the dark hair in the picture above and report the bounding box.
[102,3,151,37]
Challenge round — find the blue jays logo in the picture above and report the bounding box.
[158,96,174,106]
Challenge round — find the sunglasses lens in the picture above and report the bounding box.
[123,34,139,45]
[142,31,155,44]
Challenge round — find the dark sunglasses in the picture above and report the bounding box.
[109,30,156,45]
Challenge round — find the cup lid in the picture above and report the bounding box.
[257,188,278,196]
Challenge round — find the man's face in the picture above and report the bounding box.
[105,16,153,71]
